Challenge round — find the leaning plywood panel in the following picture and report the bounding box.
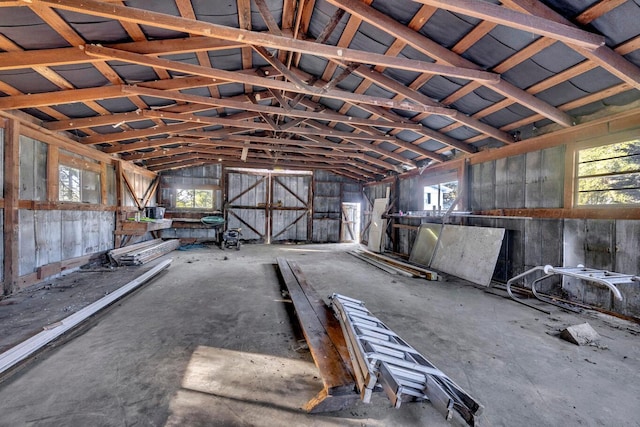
[408,223,442,267]
[431,225,505,287]
[367,198,388,253]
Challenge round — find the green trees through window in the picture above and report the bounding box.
[59,165,81,202]
[176,189,214,209]
[577,139,640,206]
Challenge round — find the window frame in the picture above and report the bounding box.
[571,134,640,208]
[421,166,463,213]
[174,187,215,210]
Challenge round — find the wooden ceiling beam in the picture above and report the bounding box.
[353,65,512,145]
[0,86,126,111]
[144,103,422,131]
[413,0,604,50]
[131,86,420,129]
[218,135,362,150]
[104,135,226,154]
[174,120,396,142]
[501,0,640,90]
[85,45,454,116]
[575,0,627,24]
[327,0,574,127]
[82,122,209,145]
[0,37,247,72]
[304,119,419,166]
[31,0,499,84]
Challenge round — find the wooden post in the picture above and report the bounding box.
[100,161,108,205]
[114,160,124,247]
[3,118,20,295]
[46,145,59,202]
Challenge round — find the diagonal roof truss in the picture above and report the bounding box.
[0,0,638,181]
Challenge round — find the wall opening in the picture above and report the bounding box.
[341,202,360,243]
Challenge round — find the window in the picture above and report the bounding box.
[176,188,214,209]
[59,164,102,203]
[59,165,81,202]
[424,180,458,212]
[576,139,640,206]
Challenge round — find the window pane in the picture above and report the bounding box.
[81,169,101,204]
[424,180,458,211]
[578,153,640,177]
[194,190,213,208]
[441,180,458,210]
[578,188,640,206]
[577,140,640,206]
[59,165,81,202]
[579,140,640,163]
[176,189,195,208]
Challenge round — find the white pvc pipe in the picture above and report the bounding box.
[0,258,172,375]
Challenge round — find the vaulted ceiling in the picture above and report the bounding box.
[1,0,639,181]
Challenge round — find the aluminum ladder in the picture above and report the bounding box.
[329,293,483,426]
[506,265,637,314]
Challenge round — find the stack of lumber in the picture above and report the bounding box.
[109,239,180,266]
[349,249,438,280]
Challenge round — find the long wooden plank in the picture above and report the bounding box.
[287,261,355,371]
[276,258,357,412]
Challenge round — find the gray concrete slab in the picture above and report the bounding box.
[0,243,639,426]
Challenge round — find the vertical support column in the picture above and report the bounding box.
[308,172,313,242]
[3,118,20,295]
[392,176,400,253]
[114,160,124,248]
[564,144,576,209]
[100,162,108,205]
[46,145,59,202]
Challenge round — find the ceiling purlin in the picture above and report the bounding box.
[237,0,253,94]
[415,0,605,49]
[302,4,512,157]
[293,94,473,159]
[575,0,627,24]
[499,0,640,89]
[141,97,426,131]
[174,0,225,111]
[83,45,457,116]
[147,156,368,181]
[116,0,170,81]
[27,3,154,118]
[290,0,317,68]
[327,0,574,127]
[0,34,91,128]
[30,0,499,84]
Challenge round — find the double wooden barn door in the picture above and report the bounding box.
[225,170,312,244]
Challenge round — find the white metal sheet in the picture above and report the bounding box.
[431,224,505,287]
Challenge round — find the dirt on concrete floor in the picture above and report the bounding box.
[0,242,639,426]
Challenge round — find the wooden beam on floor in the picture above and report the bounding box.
[276,258,359,413]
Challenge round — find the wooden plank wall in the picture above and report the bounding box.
[0,114,157,294]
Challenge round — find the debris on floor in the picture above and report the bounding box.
[560,322,601,346]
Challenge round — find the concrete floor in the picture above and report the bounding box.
[0,243,639,426]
